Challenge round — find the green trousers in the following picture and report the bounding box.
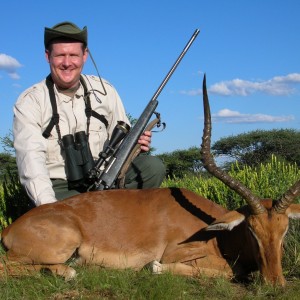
[52,155,166,200]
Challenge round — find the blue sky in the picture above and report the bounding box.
[1,0,299,154]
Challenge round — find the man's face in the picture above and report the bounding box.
[45,41,88,89]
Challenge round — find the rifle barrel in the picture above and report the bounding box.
[152,29,200,101]
[92,29,200,190]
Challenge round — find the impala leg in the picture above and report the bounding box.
[0,253,77,281]
[191,255,234,278]
[146,255,233,278]
[0,258,76,281]
[36,264,77,280]
[146,260,196,276]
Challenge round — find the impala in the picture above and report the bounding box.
[1,75,300,286]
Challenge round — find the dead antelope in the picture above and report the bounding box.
[1,75,300,286]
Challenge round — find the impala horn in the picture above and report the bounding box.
[200,74,266,215]
[273,180,300,213]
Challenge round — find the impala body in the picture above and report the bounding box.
[1,75,300,286]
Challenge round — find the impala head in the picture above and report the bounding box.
[200,74,300,286]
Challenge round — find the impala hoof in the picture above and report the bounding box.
[64,268,77,281]
[146,260,162,274]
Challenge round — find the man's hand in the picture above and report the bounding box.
[138,130,152,152]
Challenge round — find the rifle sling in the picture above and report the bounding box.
[117,117,161,188]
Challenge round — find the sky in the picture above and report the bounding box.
[0,0,299,155]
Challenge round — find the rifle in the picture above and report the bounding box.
[89,29,200,191]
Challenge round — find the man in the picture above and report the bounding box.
[13,21,165,206]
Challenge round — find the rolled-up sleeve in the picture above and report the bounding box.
[13,87,56,206]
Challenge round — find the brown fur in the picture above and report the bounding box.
[1,188,300,286]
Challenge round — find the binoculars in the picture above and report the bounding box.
[62,121,130,188]
[62,131,95,185]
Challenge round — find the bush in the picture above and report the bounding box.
[0,168,33,230]
[162,155,300,210]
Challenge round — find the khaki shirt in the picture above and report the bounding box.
[13,75,129,206]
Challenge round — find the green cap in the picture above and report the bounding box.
[44,21,87,48]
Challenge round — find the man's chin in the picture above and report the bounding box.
[57,78,77,89]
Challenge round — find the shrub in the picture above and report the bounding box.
[162,155,300,210]
[0,168,33,230]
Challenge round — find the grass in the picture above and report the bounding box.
[1,265,300,300]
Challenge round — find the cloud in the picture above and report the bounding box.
[180,88,202,96]
[180,73,300,97]
[209,73,300,96]
[212,109,294,124]
[12,83,22,88]
[0,53,22,79]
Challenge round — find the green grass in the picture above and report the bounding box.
[1,265,300,300]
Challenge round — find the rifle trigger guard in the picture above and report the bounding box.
[152,111,166,132]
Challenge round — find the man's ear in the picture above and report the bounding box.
[83,47,89,63]
[45,50,50,63]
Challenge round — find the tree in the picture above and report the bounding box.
[212,129,300,167]
[0,132,17,182]
[157,146,203,178]
[0,131,14,153]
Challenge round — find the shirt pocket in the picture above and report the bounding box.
[88,119,109,159]
[46,129,64,163]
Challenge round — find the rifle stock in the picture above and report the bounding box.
[92,29,200,190]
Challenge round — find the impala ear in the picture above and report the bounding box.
[205,211,245,231]
[286,204,300,219]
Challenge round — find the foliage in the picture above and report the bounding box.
[0,169,33,229]
[0,132,17,183]
[0,153,17,182]
[157,146,203,178]
[0,131,14,154]
[212,129,300,167]
[283,219,300,279]
[162,155,300,210]
[0,132,48,227]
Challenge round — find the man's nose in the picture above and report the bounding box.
[62,56,71,66]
